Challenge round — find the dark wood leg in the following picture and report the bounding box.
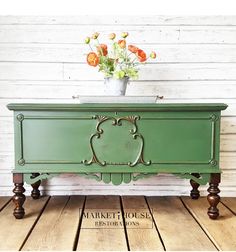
[31,173,41,199]
[12,174,26,219]
[207,173,221,220]
[190,173,200,199]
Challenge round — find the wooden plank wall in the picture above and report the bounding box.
[0,16,236,196]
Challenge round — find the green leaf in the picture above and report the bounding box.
[114,70,125,79]
[124,67,139,79]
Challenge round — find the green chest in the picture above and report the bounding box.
[8,102,228,220]
[8,103,227,185]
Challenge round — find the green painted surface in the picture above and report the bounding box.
[22,119,95,162]
[7,103,227,185]
[102,173,111,183]
[123,173,131,183]
[7,103,227,111]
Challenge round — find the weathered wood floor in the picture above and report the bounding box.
[0,196,235,251]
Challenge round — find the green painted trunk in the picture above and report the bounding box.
[7,103,227,185]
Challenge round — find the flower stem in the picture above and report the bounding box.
[88,44,93,51]
[96,38,104,57]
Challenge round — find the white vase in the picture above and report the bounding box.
[104,77,129,96]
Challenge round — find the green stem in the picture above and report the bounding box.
[113,42,117,71]
[131,56,138,64]
[96,38,104,57]
[88,44,94,52]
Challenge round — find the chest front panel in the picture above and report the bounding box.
[13,109,220,173]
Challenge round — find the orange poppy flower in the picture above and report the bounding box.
[118,40,126,49]
[128,45,139,53]
[136,49,147,62]
[97,44,108,56]
[87,52,99,67]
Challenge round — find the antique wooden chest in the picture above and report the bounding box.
[7,103,227,219]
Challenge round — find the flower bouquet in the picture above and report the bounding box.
[85,32,156,95]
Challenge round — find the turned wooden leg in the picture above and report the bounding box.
[12,174,26,219]
[31,173,41,199]
[190,173,200,199]
[207,173,221,220]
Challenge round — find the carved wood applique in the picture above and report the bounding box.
[82,115,151,167]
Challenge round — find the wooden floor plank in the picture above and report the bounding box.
[77,195,127,251]
[182,197,236,251]
[1,196,235,251]
[147,196,216,251]
[0,196,11,211]
[221,197,236,214]
[0,196,49,251]
[122,196,164,251]
[22,196,84,251]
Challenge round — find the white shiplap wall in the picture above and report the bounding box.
[0,15,236,196]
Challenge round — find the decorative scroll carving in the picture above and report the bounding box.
[79,172,157,185]
[23,172,211,186]
[24,172,156,185]
[24,173,59,185]
[83,115,151,167]
[79,173,102,181]
[132,173,157,181]
[173,173,210,185]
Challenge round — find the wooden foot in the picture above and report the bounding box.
[190,173,200,199]
[207,173,221,220]
[31,173,41,199]
[12,174,25,219]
